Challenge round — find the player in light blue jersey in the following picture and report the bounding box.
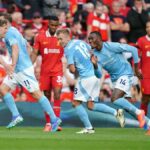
[56,28,125,134]
[0,19,61,131]
[88,31,150,130]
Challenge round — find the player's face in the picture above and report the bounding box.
[0,24,8,38]
[88,33,102,50]
[146,22,150,36]
[57,33,69,48]
[49,20,59,35]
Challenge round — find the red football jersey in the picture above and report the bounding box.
[33,30,64,76]
[137,35,150,78]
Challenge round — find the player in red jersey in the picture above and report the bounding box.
[31,16,63,132]
[137,21,150,116]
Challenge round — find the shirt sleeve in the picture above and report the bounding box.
[107,42,139,63]
[5,33,18,46]
[94,65,102,78]
[65,48,75,65]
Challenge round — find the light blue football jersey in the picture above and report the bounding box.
[4,26,32,73]
[65,40,97,78]
[93,42,139,82]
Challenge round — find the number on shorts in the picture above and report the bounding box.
[24,80,31,88]
[120,79,126,85]
[74,88,78,94]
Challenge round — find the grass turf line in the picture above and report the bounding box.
[0,127,149,150]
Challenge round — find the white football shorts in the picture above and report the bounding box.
[3,66,39,93]
[74,76,100,102]
[113,75,134,98]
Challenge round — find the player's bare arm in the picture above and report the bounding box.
[134,63,143,80]
[90,54,98,69]
[30,48,38,64]
[68,64,76,74]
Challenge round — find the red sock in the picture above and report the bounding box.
[45,112,51,123]
[53,100,61,117]
[140,103,148,115]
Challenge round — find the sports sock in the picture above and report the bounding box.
[75,105,93,129]
[140,103,148,115]
[45,112,50,123]
[39,95,57,123]
[3,93,20,117]
[93,103,117,116]
[113,97,140,115]
[53,99,61,117]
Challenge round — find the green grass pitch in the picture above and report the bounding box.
[0,127,150,150]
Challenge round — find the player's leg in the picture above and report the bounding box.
[39,75,51,130]
[73,100,94,134]
[140,94,149,116]
[17,66,61,132]
[43,90,52,131]
[140,79,150,115]
[112,75,145,128]
[52,75,63,131]
[0,76,23,128]
[74,79,94,134]
[87,101,125,127]
[84,76,125,127]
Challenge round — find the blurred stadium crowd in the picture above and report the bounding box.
[0,0,149,104]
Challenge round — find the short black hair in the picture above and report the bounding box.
[47,15,59,21]
[90,31,102,38]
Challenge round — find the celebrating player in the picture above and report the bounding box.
[88,31,146,129]
[56,28,125,134]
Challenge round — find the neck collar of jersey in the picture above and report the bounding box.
[46,30,56,37]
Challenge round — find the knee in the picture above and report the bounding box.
[54,89,61,100]
[0,86,9,97]
[72,100,81,108]
[87,102,94,110]
[31,90,43,100]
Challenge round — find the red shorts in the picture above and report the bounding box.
[40,75,63,91]
[141,79,150,94]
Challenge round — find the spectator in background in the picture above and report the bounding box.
[127,0,149,43]
[23,25,35,45]
[71,21,86,40]
[110,1,130,42]
[87,2,111,41]
[119,0,131,17]
[11,11,25,33]
[31,16,64,132]
[32,12,48,35]
[137,21,150,116]
[43,0,69,19]
[57,10,67,28]
[22,0,43,19]
[73,2,90,33]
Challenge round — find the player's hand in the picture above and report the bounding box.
[135,69,143,80]
[91,54,98,69]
